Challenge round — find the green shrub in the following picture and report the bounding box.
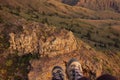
[0,17,3,23]
[5,60,13,67]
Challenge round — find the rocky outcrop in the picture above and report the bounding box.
[9,23,77,57]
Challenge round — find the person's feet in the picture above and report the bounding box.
[66,58,83,80]
[52,66,64,80]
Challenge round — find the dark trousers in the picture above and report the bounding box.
[52,74,117,80]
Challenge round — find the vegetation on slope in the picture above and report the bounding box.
[0,0,120,52]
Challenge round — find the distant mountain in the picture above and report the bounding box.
[62,0,120,12]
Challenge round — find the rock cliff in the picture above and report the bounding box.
[62,0,120,12]
[8,22,104,80]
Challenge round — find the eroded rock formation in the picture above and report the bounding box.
[9,23,77,57]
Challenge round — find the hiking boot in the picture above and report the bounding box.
[67,58,83,80]
[52,66,65,80]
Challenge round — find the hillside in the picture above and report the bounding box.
[0,0,120,80]
[0,0,120,51]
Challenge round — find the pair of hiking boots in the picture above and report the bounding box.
[52,58,83,80]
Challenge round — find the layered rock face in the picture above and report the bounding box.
[9,23,77,57]
[62,0,120,12]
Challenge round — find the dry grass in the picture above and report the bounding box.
[111,25,120,32]
[1,0,120,20]
[78,19,120,27]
